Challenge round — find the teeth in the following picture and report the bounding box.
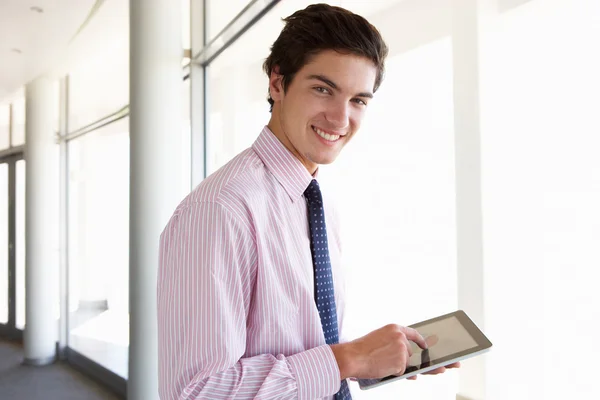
[313,126,340,141]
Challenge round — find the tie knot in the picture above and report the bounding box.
[304,179,323,205]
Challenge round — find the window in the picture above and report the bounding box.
[0,105,9,150]
[11,98,25,147]
[15,160,25,330]
[68,118,130,378]
[206,50,270,173]
[0,163,8,324]
[64,0,130,379]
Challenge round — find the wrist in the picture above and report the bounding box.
[330,342,358,380]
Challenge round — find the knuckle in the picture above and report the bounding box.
[392,331,407,343]
[394,339,408,354]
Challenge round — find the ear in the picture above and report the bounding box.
[269,66,284,102]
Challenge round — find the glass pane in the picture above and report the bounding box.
[207,0,257,42]
[181,79,191,194]
[11,98,25,147]
[0,105,9,150]
[207,58,271,172]
[68,0,129,132]
[205,12,273,172]
[0,163,8,324]
[15,160,25,330]
[68,118,129,378]
[182,0,191,50]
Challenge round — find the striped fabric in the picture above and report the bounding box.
[158,126,348,399]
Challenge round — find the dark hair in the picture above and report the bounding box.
[263,3,388,112]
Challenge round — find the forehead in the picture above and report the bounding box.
[298,50,377,91]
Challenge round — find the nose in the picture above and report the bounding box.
[324,100,350,129]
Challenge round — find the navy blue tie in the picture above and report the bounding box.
[304,179,352,400]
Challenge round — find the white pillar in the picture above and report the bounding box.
[452,0,495,400]
[24,76,59,366]
[129,1,182,399]
[452,1,496,399]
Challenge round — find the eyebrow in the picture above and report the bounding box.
[307,74,374,99]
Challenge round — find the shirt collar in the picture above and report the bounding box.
[252,126,316,202]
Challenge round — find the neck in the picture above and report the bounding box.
[267,108,318,175]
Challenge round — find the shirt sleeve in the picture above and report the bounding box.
[157,201,341,400]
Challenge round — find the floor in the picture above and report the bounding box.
[0,339,120,400]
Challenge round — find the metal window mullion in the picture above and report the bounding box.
[58,75,69,359]
[190,0,207,185]
[192,0,281,67]
[0,146,25,159]
[202,0,208,179]
[64,105,130,143]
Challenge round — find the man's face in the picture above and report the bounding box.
[269,50,378,173]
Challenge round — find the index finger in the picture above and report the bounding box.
[401,327,428,350]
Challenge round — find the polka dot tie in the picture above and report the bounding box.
[304,179,352,400]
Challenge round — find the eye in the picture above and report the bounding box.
[314,86,331,94]
[352,98,367,106]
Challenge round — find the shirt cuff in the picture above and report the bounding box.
[287,345,341,399]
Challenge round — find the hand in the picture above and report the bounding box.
[406,362,461,380]
[406,334,461,380]
[331,324,428,380]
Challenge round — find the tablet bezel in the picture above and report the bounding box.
[357,310,492,391]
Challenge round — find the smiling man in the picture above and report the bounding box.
[157,4,456,400]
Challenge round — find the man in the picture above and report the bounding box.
[158,4,458,399]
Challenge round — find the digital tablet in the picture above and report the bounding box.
[357,310,492,391]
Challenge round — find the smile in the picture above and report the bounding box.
[311,126,341,142]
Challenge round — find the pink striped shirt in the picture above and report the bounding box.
[158,126,348,399]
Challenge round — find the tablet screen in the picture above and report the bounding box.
[404,315,478,373]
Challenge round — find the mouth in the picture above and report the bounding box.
[311,125,343,142]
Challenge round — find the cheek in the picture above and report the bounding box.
[288,95,317,122]
[349,110,365,130]
[299,94,329,118]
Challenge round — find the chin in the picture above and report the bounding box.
[306,149,341,167]
[313,155,338,166]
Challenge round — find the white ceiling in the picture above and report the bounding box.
[0,0,97,102]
